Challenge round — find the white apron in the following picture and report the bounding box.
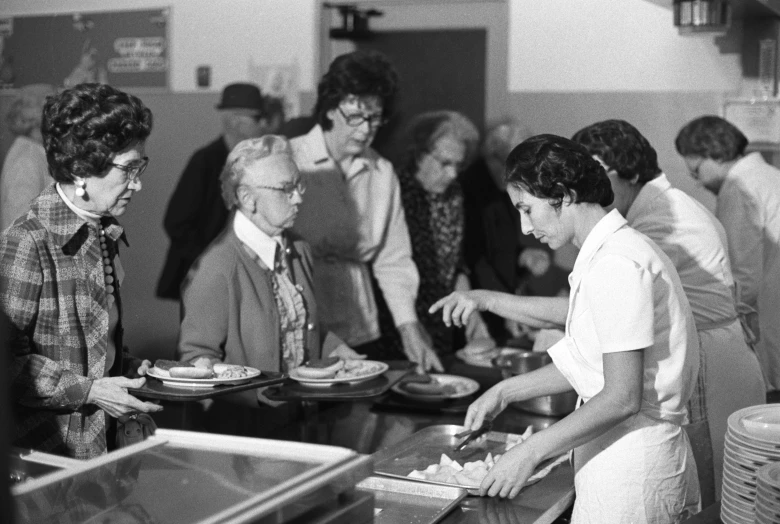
[549,255,701,524]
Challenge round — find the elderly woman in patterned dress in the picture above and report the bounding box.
[397,111,494,358]
[0,83,161,460]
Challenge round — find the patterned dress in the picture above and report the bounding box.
[398,169,466,355]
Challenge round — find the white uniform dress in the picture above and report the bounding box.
[718,152,780,391]
[548,210,700,524]
[627,173,765,496]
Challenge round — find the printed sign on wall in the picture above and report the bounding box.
[0,8,169,89]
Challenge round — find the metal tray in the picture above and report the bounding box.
[373,424,555,495]
[128,371,287,401]
[357,476,466,524]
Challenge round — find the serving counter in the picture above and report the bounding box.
[10,358,575,524]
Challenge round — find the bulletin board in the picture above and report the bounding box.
[0,8,169,90]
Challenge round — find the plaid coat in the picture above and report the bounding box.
[1,184,128,459]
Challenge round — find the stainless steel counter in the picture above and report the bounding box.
[302,396,574,524]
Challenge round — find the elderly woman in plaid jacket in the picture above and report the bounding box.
[0,83,161,460]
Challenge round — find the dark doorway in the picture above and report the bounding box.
[357,29,487,165]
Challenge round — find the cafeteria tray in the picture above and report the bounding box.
[357,476,466,524]
[264,361,415,402]
[373,424,561,495]
[128,371,287,402]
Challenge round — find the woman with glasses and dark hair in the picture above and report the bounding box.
[431,135,700,522]
[290,50,442,371]
[0,83,162,460]
[676,115,780,392]
[396,110,494,357]
[178,136,362,437]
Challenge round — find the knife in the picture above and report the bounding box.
[452,421,493,452]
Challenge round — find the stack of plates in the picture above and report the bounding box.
[755,462,780,524]
[721,405,780,524]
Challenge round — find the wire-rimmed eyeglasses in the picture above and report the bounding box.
[243,181,306,199]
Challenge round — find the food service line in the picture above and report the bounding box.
[267,356,576,524]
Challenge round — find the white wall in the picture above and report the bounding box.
[508,0,742,92]
[0,0,319,92]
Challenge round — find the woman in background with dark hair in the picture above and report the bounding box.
[431,135,700,522]
[676,115,780,392]
[0,83,161,460]
[290,50,441,371]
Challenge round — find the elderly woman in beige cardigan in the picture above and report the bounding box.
[178,135,362,436]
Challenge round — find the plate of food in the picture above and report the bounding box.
[147,360,261,388]
[288,358,389,387]
[391,374,480,401]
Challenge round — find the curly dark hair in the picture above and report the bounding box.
[675,115,747,162]
[41,83,153,183]
[572,119,661,184]
[314,50,399,131]
[505,134,614,210]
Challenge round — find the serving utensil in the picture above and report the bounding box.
[452,420,492,452]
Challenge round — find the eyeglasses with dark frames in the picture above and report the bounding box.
[109,156,150,183]
[243,180,306,199]
[337,106,386,128]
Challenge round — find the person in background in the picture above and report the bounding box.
[396,110,494,357]
[290,50,442,371]
[178,136,361,437]
[0,83,162,460]
[431,135,700,522]
[0,83,56,231]
[574,118,765,504]
[676,116,780,392]
[460,121,568,341]
[157,82,270,300]
[262,95,287,135]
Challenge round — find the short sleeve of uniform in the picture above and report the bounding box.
[583,254,654,353]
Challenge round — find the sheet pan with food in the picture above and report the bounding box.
[373,424,567,496]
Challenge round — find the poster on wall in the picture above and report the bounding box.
[248,60,301,118]
[0,8,169,90]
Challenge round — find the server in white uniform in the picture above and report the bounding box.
[676,116,780,392]
[573,119,765,501]
[431,135,700,523]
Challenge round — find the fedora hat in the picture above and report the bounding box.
[216,83,265,112]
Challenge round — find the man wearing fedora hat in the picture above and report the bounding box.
[157,82,271,300]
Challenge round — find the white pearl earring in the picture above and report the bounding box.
[75,179,86,197]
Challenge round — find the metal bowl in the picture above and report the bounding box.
[492,351,577,417]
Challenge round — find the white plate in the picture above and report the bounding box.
[146,366,261,388]
[391,374,480,401]
[730,405,780,447]
[287,361,389,387]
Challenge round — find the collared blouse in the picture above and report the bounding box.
[289,125,420,346]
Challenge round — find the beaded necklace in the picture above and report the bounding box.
[98,225,116,306]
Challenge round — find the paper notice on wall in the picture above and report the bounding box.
[724,99,780,145]
[108,37,167,73]
[248,61,300,118]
